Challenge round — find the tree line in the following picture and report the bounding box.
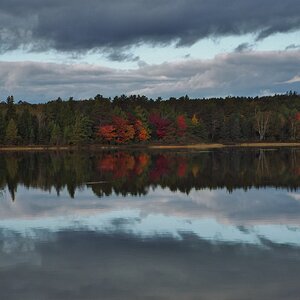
[0,92,300,145]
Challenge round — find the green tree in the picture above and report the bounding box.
[5,95,16,122]
[5,119,19,144]
[17,109,32,144]
[229,114,241,141]
[190,115,207,141]
[63,126,73,144]
[70,114,92,145]
[50,123,62,145]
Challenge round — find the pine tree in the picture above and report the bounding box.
[229,114,241,141]
[70,114,92,145]
[5,119,19,145]
[50,123,62,145]
[63,126,73,144]
[5,95,16,122]
[17,109,32,144]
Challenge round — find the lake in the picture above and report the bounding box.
[1,148,300,299]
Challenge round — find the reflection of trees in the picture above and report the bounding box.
[1,149,300,200]
[256,150,270,179]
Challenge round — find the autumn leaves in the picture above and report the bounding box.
[97,112,193,144]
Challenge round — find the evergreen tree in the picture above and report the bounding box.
[5,119,19,145]
[50,123,62,145]
[220,118,229,141]
[229,114,241,141]
[63,126,73,144]
[17,109,32,144]
[190,115,207,141]
[70,114,92,145]
[5,95,16,122]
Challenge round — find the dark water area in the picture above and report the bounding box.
[1,149,300,299]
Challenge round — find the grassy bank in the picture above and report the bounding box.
[0,146,71,151]
[2,142,300,151]
[237,142,300,147]
[150,142,300,149]
[148,143,225,150]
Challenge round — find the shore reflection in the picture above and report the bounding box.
[2,148,300,200]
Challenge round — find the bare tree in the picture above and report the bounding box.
[254,109,271,141]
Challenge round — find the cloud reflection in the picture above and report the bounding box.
[0,228,300,300]
[1,186,300,247]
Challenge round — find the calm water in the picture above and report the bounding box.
[1,149,300,299]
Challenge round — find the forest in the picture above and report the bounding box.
[0,92,300,145]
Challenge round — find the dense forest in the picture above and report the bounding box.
[0,92,300,145]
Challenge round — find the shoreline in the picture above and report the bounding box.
[1,142,300,151]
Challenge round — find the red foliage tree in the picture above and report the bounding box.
[176,115,187,137]
[112,116,135,144]
[149,113,171,139]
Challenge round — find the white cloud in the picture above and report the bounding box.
[0,50,299,101]
[285,75,300,83]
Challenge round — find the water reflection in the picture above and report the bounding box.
[1,149,300,299]
[1,186,300,246]
[2,148,300,201]
[1,229,300,300]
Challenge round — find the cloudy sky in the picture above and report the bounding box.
[0,0,300,102]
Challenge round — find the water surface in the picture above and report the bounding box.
[1,149,300,299]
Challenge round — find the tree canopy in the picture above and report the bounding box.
[0,92,300,145]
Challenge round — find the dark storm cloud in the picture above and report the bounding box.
[286,44,300,50]
[0,50,300,101]
[0,0,300,55]
[105,49,140,62]
[234,42,254,52]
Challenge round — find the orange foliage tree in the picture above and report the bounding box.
[98,115,151,144]
[97,116,135,144]
[134,120,150,142]
[98,125,117,142]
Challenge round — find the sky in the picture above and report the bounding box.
[0,0,300,102]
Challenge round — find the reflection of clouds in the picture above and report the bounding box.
[143,187,300,225]
[2,185,300,227]
[1,229,300,300]
[288,192,300,201]
[1,185,300,299]
[1,185,300,247]
[0,230,42,269]
[1,209,300,247]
